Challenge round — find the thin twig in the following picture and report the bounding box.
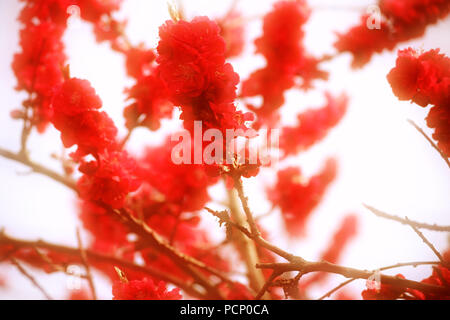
[76,228,97,300]
[10,258,52,300]
[364,204,450,232]
[318,278,354,300]
[255,270,280,300]
[406,217,447,265]
[407,119,450,169]
[0,231,205,299]
[256,260,450,296]
[226,189,269,299]
[318,260,440,300]
[0,147,77,192]
[112,207,232,299]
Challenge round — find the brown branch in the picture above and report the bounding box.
[255,270,281,300]
[317,261,440,300]
[318,278,354,300]
[76,229,97,300]
[230,176,297,262]
[211,179,450,298]
[226,189,270,299]
[232,175,260,236]
[112,207,231,299]
[0,147,77,192]
[256,260,450,296]
[10,257,52,300]
[0,231,205,299]
[407,119,450,169]
[406,217,447,266]
[364,204,450,232]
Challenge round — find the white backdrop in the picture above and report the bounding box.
[0,0,449,299]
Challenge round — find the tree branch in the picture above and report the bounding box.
[406,217,447,266]
[364,204,450,232]
[256,260,450,296]
[407,119,450,169]
[317,261,441,300]
[76,228,97,300]
[10,257,52,300]
[0,147,77,192]
[0,231,205,299]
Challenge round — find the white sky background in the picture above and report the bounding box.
[0,0,449,299]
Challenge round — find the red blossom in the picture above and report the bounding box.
[268,159,337,236]
[387,48,450,107]
[124,70,173,131]
[12,20,67,132]
[51,78,118,157]
[77,150,141,209]
[112,278,182,300]
[280,93,348,157]
[387,48,450,157]
[241,0,328,127]
[335,0,450,68]
[79,201,131,255]
[156,16,253,134]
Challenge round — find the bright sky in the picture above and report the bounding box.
[0,0,449,299]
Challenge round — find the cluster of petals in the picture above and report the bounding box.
[112,278,182,300]
[51,78,141,208]
[335,0,450,68]
[12,0,125,131]
[156,16,253,134]
[12,1,68,132]
[268,158,337,236]
[280,93,348,157]
[77,150,141,209]
[123,47,173,130]
[387,48,450,157]
[241,0,328,127]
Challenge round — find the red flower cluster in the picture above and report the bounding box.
[335,0,450,68]
[320,214,358,264]
[112,278,182,300]
[268,158,337,236]
[387,48,450,157]
[216,10,245,59]
[12,1,68,132]
[12,0,126,132]
[156,17,253,133]
[51,78,141,208]
[79,201,131,255]
[51,78,118,157]
[280,93,348,157]
[123,47,173,130]
[136,140,216,216]
[241,0,328,127]
[78,150,141,209]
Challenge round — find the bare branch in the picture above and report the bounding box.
[0,147,77,192]
[406,217,447,265]
[76,228,97,300]
[0,231,205,299]
[364,204,450,232]
[10,257,52,300]
[256,260,450,296]
[317,261,440,300]
[407,119,450,169]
